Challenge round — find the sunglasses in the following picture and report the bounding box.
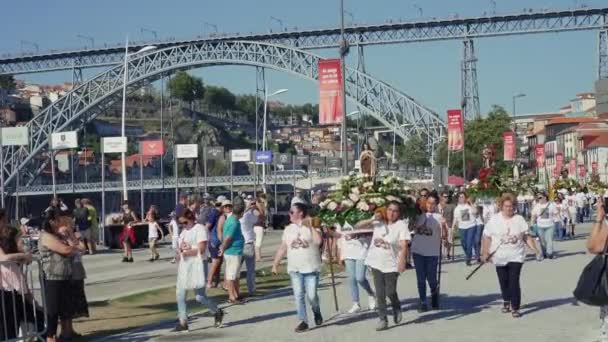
[178,220,188,225]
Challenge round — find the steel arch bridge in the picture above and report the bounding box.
[1,40,445,188]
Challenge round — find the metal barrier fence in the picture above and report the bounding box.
[0,258,46,341]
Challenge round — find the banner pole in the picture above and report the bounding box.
[175,145,178,206]
[101,147,106,246]
[15,149,19,222]
[230,153,234,202]
[50,149,57,198]
[71,148,75,193]
[203,143,208,194]
[140,152,144,217]
[195,157,200,194]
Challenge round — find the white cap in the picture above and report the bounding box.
[20,218,29,225]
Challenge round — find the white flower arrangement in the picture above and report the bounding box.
[349,193,360,202]
[328,201,338,210]
[351,187,360,195]
[341,199,354,208]
[356,201,370,211]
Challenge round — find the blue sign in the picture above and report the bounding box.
[255,150,273,163]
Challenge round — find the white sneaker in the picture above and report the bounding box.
[368,296,377,311]
[348,303,361,314]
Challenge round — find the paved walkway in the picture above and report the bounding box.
[93,223,602,342]
[80,231,283,302]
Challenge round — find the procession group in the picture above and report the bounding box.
[0,185,602,341]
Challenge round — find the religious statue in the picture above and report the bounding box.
[481,144,495,169]
[359,143,377,178]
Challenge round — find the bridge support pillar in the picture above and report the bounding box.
[461,39,481,120]
[72,59,83,86]
[599,29,608,80]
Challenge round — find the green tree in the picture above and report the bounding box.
[0,75,16,91]
[204,86,236,111]
[397,135,431,166]
[435,105,512,179]
[167,71,205,109]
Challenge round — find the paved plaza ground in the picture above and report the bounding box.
[84,222,604,342]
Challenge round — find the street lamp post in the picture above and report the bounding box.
[339,0,350,176]
[512,93,526,129]
[121,37,156,202]
[344,111,360,163]
[262,88,288,194]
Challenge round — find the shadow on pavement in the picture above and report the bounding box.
[520,297,578,316]
[224,310,296,327]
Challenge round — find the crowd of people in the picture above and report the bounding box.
[0,184,605,340]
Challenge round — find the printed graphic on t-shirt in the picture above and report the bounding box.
[415,225,433,236]
[290,235,310,249]
[461,209,470,221]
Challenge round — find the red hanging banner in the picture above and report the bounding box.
[447,109,464,151]
[568,158,576,176]
[592,162,598,173]
[318,59,344,125]
[555,153,564,172]
[140,140,164,156]
[535,145,545,167]
[502,131,515,161]
[579,164,587,178]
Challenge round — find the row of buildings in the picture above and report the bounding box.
[516,91,608,184]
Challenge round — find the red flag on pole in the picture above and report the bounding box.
[318,59,344,125]
[447,109,464,151]
[502,131,515,161]
[579,164,587,178]
[569,158,576,176]
[140,140,164,156]
[556,153,564,172]
[535,145,545,167]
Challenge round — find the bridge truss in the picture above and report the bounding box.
[0,41,445,190]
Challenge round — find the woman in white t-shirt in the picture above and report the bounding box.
[173,209,224,332]
[553,197,569,241]
[531,192,557,259]
[272,203,323,333]
[452,192,478,265]
[565,191,578,237]
[411,196,447,312]
[168,211,180,264]
[365,201,411,331]
[324,220,377,314]
[481,193,540,318]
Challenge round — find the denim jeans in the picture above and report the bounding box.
[577,207,584,223]
[176,286,218,321]
[289,272,321,324]
[241,253,256,294]
[474,225,484,260]
[554,221,566,240]
[538,225,555,257]
[459,227,477,262]
[412,253,439,304]
[344,258,374,304]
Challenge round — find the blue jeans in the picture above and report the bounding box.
[242,253,256,294]
[538,225,555,257]
[459,227,477,262]
[554,221,566,240]
[474,225,484,260]
[289,272,321,324]
[344,258,374,304]
[577,207,584,223]
[413,253,439,303]
[176,286,218,321]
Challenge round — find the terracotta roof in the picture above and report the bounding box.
[527,128,546,137]
[586,135,608,149]
[546,117,602,125]
[560,105,572,110]
[559,122,608,135]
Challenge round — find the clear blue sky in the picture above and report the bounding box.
[2,0,606,116]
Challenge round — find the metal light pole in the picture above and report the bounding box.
[339,0,350,175]
[343,111,360,165]
[262,88,288,194]
[121,37,156,202]
[512,93,526,129]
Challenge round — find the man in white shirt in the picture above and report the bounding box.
[576,191,588,223]
[239,201,260,295]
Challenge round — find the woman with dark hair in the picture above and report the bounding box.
[39,215,82,342]
[0,219,45,340]
[364,201,411,331]
[119,202,139,263]
[56,216,88,340]
[173,209,224,332]
[481,193,540,318]
[452,192,478,265]
[272,202,323,333]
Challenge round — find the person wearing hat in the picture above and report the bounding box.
[207,199,233,290]
[205,196,223,288]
